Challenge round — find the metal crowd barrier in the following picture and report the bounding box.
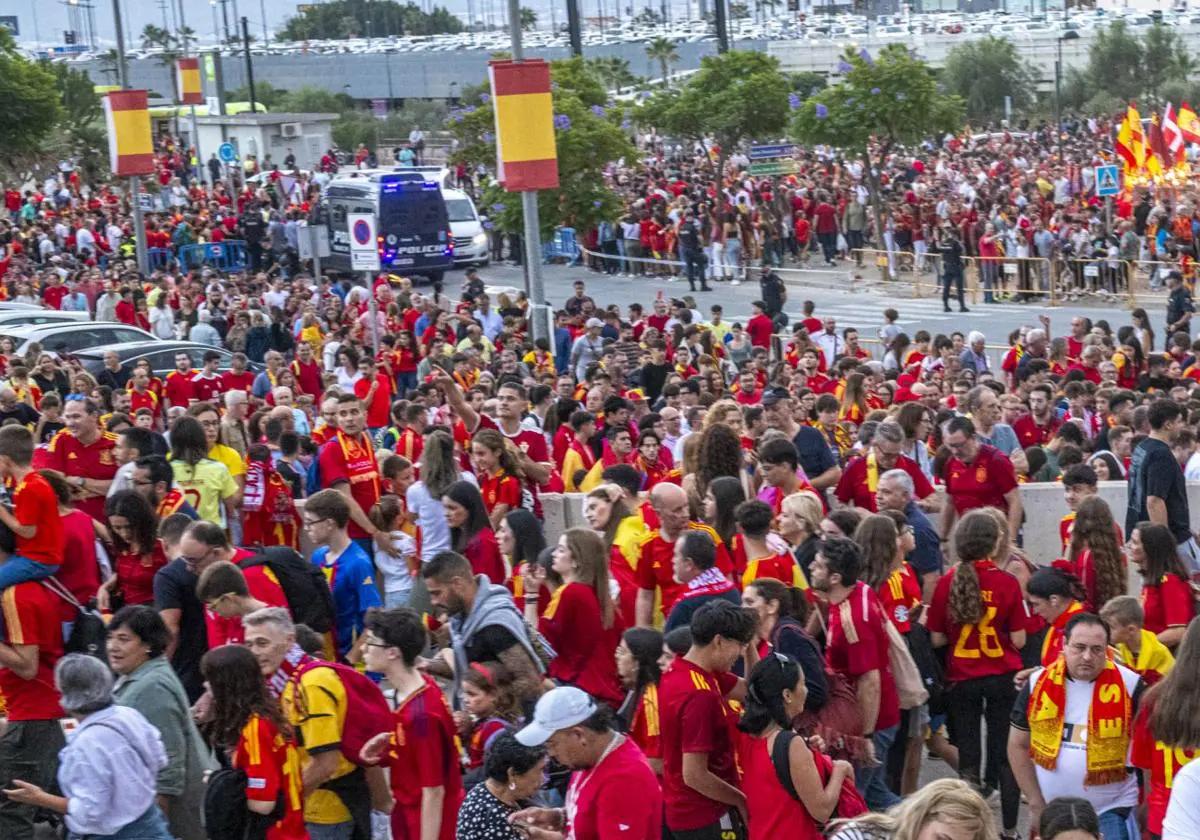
[177,241,249,272]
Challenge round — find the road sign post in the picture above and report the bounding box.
[1095,164,1120,236]
[348,213,382,355]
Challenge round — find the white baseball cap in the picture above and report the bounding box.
[515,687,596,746]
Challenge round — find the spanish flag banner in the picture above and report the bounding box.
[1127,104,1147,172]
[176,57,203,105]
[1115,113,1137,171]
[488,59,559,192]
[102,90,154,177]
[1179,101,1200,145]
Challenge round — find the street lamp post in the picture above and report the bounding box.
[1054,30,1079,137]
[110,0,149,275]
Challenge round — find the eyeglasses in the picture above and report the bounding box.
[303,517,329,528]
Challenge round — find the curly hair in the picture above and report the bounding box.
[948,509,1001,625]
[694,422,744,499]
[1067,495,1126,608]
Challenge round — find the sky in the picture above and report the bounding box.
[0,0,699,47]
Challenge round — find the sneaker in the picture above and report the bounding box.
[731,278,741,286]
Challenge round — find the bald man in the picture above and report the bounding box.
[634,483,732,627]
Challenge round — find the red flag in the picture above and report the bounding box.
[1163,104,1186,164]
[1148,114,1169,174]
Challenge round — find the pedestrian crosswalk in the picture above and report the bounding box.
[729,296,1055,329]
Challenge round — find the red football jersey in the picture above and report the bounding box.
[927,560,1027,682]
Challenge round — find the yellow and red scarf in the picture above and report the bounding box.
[1040,600,1085,666]
[1028,654,1131,786]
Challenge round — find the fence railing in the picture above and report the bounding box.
[177,241,249,272]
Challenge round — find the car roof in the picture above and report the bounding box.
[73,340,218,360]
[0,321,137,337]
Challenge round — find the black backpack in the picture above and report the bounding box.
[204,758,283,840]
[40,577,107,659]
[904,622,946,716]
[240,546,336,635]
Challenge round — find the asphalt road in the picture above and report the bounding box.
[463,258,1151,353]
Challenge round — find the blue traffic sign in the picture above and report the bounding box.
[218,142,237,163]
[749,143,799,160]
[1095,164,1120,197]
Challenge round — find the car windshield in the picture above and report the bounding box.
[445,198,476,223]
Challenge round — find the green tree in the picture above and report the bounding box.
[632,7,664,25]
[225,82,288,108]
[47,63,106,181]
[139,24,176,50]
[1076,20,1143,107]
[446,56,636,238]
[645,36,680,84]
[942,36,1036,122]
[588,56,637,91]
[276,86,357,114]
[642,50,790,175]
[278,0,463,40]
[519,7,537,30]
[0,29,63,172]
[791,45,962,249]
[789,71,826,98]
[1141,22,1191,102]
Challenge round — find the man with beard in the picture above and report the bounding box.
[418,550,544,710]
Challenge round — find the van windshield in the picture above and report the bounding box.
[445,198,476,223]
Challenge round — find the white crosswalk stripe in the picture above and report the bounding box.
[730,298,1044,328]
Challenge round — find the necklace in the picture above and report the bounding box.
[564,733,625,820]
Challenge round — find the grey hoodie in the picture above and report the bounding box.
[449,575,552,704]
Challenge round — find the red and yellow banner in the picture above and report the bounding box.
[176,57,202,105]
[103,90,154,177]
[488,59,559,192]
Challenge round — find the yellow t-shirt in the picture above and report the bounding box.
[1118,629,1175,684]
[208,442,247,479]
[171,458,238,525]
[281,665,357,824]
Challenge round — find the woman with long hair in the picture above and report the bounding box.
[704,474,747,557]
[524,527,623,706]
[828,778,997,840]
[408,430,473,562]
[615,626,665,774]
[583,483,645,625]
[737,654,857,840]
[691,422,749,503]
[470,428,526,530]
[1064,495,1126,612]
[1128,618,1200,838]
[498,508,547,607]
[1129,522,1195,648]
[743,577,825,712]
[200,644,305,839]
[97,491,167,611]
[838,372,871,428]
[444,479,506,584]
[854,514,921,634]
[927,509,1026,839]
[169,415,237,526]
[893,402,935,480]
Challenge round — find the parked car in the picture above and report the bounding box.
[72,341,265,380]
[0,310,91,327]
[0,322,156,357]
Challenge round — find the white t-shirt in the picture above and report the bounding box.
[375,530,417,596]
[1018,663,1141,815]
[1164,756,1200,839]
[406,471,478,561]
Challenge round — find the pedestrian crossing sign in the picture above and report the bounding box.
[1095,164,1120,197]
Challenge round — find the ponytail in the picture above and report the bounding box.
[738,654,802,736]
[948,510,1001,625]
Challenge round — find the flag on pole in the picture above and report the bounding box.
[102,90,155,177]
[1115,112,1137,171]
[1163,103,1187,165]
[1127,104,1147,172]
[1147,114,1167,178]
[488,59,559,192]
[1179,101,1200,144]
[176,57,203,105]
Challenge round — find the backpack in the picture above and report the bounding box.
[240,547,336,636]
[40,577,107,659]
[904,622,946,716]
[289,660,393,767]
[204,753,282,840]
[769,729,867,824]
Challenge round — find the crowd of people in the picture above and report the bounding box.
[4,123,1200,840]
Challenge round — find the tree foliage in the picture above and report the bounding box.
[47,63,106,181]
[941,36,1036,123]
[0,29,63,172]
[791,45,962,239]
[1060,20,1190,111]
[640,50,790,172]
[588,56,638,91]
[278,0,463,40]
[446,57,636,238]
[645,36,680,83]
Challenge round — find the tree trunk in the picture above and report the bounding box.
[863,148,889,281]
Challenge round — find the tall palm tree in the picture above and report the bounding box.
[645,36,679,85]
[590,55,635,91]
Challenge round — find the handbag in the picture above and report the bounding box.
[768,729,868,824]
[884,620,929,710]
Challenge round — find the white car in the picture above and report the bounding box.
[444,188,489,267]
